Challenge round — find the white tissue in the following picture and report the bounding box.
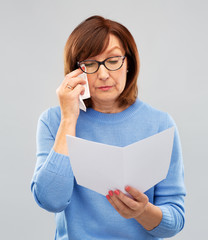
[78,65,90,112]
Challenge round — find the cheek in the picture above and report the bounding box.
[87,78,98,97]
[87,76,95,89]
[118,63,127,87]
[117,71,127,89]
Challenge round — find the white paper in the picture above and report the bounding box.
[78,65,90,112]
[66,127,175,195]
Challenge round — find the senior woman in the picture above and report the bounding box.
[31,15,186,239]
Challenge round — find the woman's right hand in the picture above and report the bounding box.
[56,68,86,123]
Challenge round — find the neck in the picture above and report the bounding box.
[92,99,126,113]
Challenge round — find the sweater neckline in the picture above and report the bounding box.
[84,98,143,123]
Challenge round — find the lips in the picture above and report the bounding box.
[97,86,113,91]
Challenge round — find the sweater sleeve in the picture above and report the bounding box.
[147,113,186,238]
[30,109,74,213]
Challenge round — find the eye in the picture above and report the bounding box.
[106,57,121,65]
[108,60,119,64]
[84,62,97,67]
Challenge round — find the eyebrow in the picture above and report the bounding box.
[84,46,123,61]
[106,46,123,53]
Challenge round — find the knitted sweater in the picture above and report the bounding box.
[31,98,186,239]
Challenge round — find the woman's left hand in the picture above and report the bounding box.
[106,186,149,219]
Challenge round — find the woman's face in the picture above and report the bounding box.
[85,34,128,109]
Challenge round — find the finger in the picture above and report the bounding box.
[106,195,120,212]
[62,68,84,86]
[65,77,86,90]
[65,68,83,79]
[114,190,140,211]
[107,193,132,218]
[108,190,134,215]
[125,186,148,204]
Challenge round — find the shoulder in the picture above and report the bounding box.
[39,105,61,123]
[38,106,61,136]
[137,99,177,131]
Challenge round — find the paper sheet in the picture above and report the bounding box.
[66,127,175,195]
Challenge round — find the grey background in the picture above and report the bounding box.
[0,0,207,239]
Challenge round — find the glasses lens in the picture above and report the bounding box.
[80,61,98,74]
[105,56,124,70]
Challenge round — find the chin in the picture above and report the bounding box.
[92,95,115,102]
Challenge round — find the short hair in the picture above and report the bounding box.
[64,15,140,107]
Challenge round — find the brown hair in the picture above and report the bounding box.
[64,15,140,107]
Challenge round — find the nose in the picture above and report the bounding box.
[97,64,109,81]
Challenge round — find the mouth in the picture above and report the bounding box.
[97,85,113,91]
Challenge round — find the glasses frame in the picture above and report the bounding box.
[77,56,126,74]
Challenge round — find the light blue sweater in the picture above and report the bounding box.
[31,99,186,239]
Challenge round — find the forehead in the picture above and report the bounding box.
[79,34,125,61]
[104,34,124,53]
[87,34,124,61]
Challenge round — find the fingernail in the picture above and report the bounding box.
[114,190,120,196]
[125,186,130,191]
[106,195,110,200]
[109,190,113,196]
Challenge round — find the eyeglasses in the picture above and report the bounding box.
[77,56,126,74]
